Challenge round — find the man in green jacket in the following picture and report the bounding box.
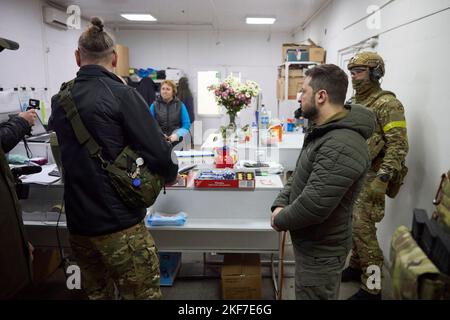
[271,64,375,300]
[0,37,37,299]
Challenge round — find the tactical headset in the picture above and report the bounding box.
[369,62,384,82]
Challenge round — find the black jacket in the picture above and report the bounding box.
[272,105,376,257]
[181,94,195,123]
[0,116,33,298]
[49,65,178,236]
[137,77,157,106]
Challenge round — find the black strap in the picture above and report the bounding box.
[57,80,107,165]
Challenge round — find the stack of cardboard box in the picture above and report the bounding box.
[277,39,326,100]
[277,66,304,100]
[221,253,262,300]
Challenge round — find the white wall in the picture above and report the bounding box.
[116,29,292,139]
[0,0,101,112]
[295,0,450,261]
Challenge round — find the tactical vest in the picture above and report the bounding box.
[390,225,449,299]
[361,90,396,160]
[154,98,182,136]
[360,90,408,198]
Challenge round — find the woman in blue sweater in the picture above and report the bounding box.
[150,80,190,143]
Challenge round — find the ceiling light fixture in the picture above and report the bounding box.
[121,14,157,22]
[246,17,276,25]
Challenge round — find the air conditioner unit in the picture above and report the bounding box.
[43,7,68,29]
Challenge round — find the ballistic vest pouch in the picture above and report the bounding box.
[57,80,163,209]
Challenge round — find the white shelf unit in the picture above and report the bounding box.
[153,79,179,84]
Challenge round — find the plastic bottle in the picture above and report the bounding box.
[259,105,270,130]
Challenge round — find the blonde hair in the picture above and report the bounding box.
[161,80,177,96]
[78,17,115,62]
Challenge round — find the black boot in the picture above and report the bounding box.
[348,289,381,300]
[341,266,362,282]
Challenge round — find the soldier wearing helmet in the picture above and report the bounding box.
[343,52,409,300]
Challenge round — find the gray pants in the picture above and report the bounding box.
[293,245,346,300]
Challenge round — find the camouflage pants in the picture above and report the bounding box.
[69,221,162,300]
[349,169,385,294]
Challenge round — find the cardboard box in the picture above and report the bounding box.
[309,47,326,63]
[221,253,261,300]
[165,69,183,81]
[281,43,310,63]
[114,44,129,77]
[281,41,326,63]
[277,76,305,100]
[167,171,196,188]
[279,66,303,78]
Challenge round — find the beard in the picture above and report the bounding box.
[302,96,318,121]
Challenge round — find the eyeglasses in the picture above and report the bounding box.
[350,67,368,76]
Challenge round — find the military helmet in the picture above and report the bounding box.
[0,37,19,52]
[347,51,385,80]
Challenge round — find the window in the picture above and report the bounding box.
[197,71,221,116]
[228,71,241,82]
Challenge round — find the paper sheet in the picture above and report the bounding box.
[19,164,61,185]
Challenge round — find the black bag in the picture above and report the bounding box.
[57,80,164,209]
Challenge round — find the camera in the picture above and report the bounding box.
[27,98,40,111]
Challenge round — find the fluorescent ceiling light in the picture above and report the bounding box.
[121,14,157,21]
[246,17,276,25]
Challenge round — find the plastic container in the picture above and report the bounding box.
[259,105,269,130]
[287,122,295,132]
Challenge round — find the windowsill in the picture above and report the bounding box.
[197,114,223,118]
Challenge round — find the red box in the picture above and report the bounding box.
[194,177,255,190]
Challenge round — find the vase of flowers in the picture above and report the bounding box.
[208,76,260,141]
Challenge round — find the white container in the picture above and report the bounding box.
[165,69,183,81]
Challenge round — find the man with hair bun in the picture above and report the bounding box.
[49,17,178,300]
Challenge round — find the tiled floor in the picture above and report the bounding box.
[15,244,393,300]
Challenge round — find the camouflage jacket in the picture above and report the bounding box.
[355,88,409,178]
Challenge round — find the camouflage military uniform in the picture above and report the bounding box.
[390,226,447,299]
[69,221,162,300]
[347,52,409,295]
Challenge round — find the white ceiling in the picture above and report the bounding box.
[48,0,330,33]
